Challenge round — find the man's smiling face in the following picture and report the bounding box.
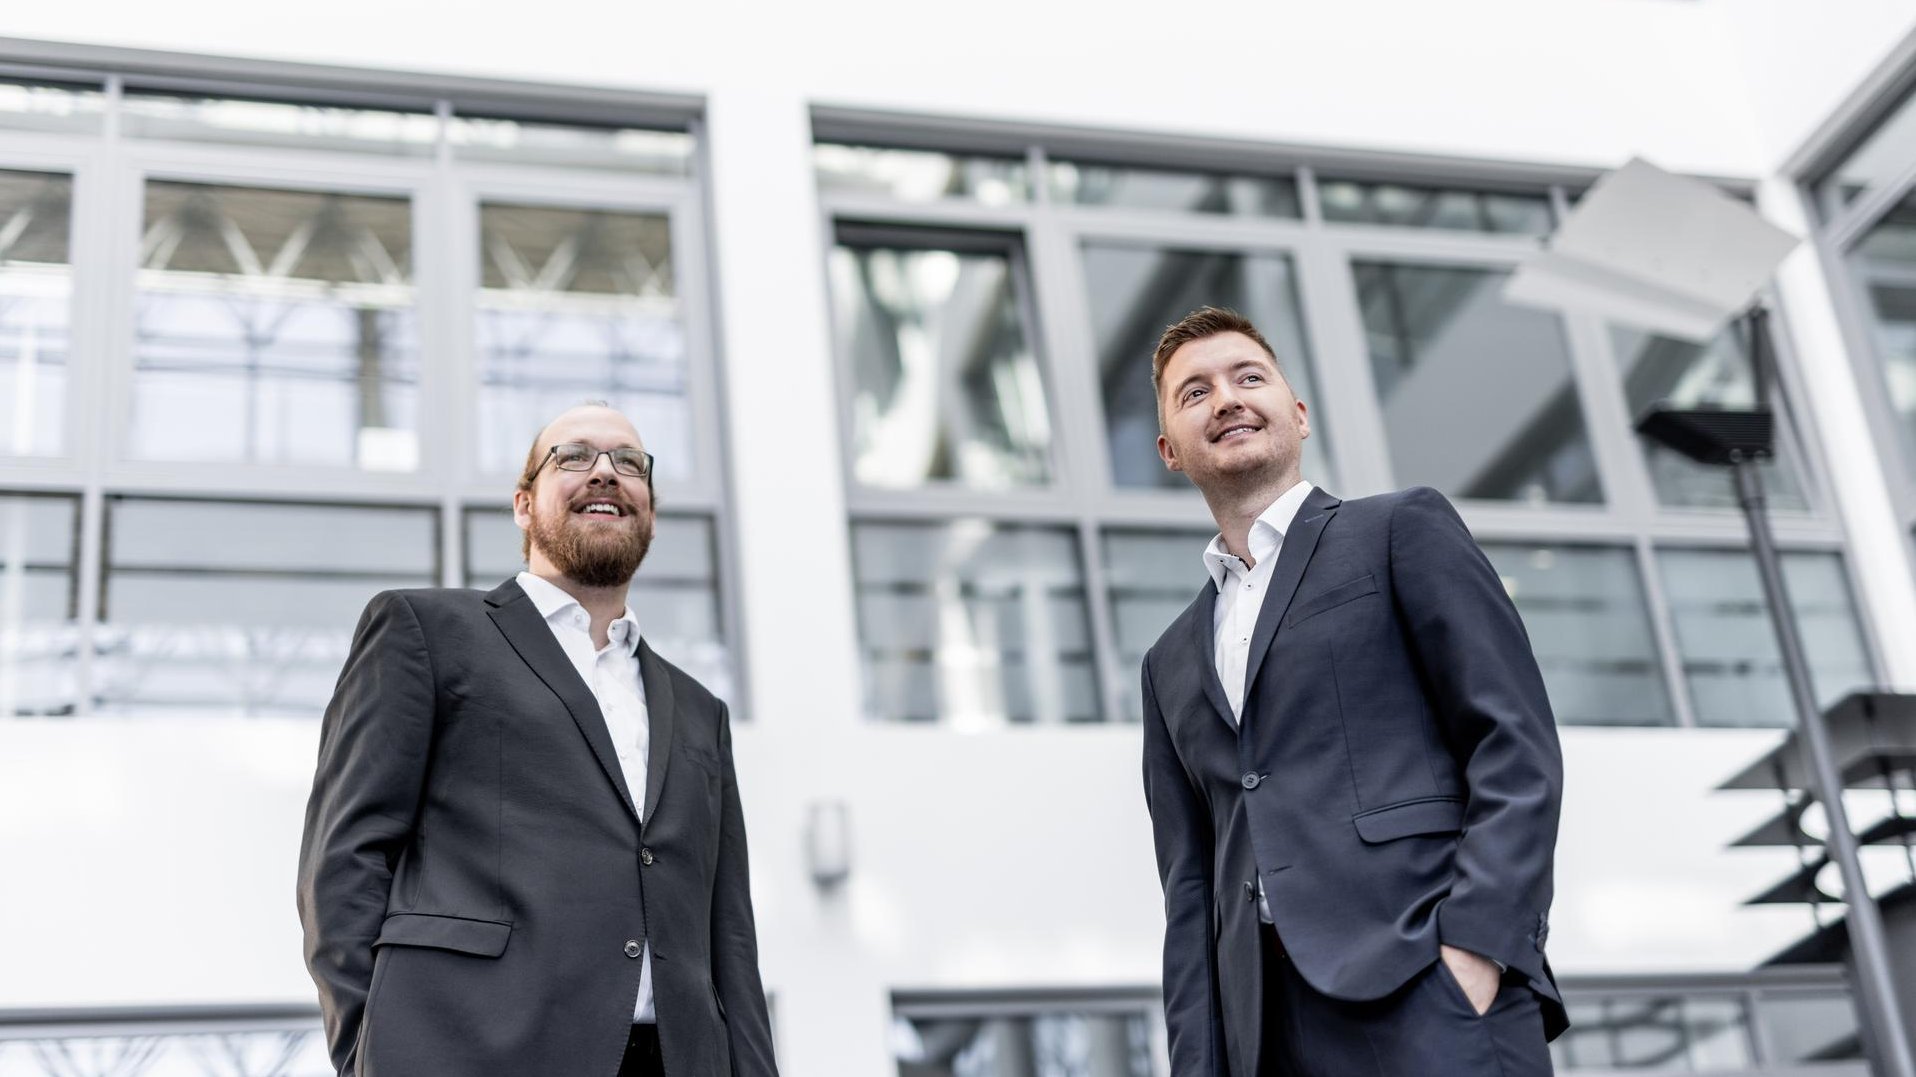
[1155,331,1309,492]
[513,405,655,588]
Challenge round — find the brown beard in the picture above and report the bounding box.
[527,500,654,589]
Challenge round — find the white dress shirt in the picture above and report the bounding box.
[516,571,656,1024]
[1199,479,1313,923]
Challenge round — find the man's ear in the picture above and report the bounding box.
[1157,433,1183,473]
[1297,398,1310,441]
[512,488,532,529]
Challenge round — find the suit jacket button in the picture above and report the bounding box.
[640,847,655,866]
[624,940,642,958]
[1241,772,1262,790]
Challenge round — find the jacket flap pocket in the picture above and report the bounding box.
[1286,573,1377,627]
[1352,797,1464,843]
[375,913,512,957]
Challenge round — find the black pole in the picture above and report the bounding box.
[1732,455,1916,1077]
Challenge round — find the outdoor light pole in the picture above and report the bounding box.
[1638,307,1916,1077]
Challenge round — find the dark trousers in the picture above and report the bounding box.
[616,1024,663,1077]
[1259,926,1553,1076]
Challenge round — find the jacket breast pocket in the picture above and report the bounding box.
[1352,796,1464,843]
[1285,573,1377,628]
[373,912,512,957]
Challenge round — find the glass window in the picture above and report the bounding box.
[0,493,80,717]
[1847,193,1916,472]
[1817,85,1916,218]
[0,79,106,134]
[1081,244,1330,490]
[475,203,690,480]
[1609,322,1811,512]
[1657,548,1872,727]
[893,1006,1156,1077]
[0,169,73,457]
[130,181,420,470]
[1551,994,1755,1071]
[1319,179,1554,235]
[1481,544,1674,726]
[121,91,440,155]
[1050,160,1299,217]
[1756,991,1865,1063]
[1353,261,1602,504]
[448,117,692,174]
[853,520,1097,726]
[95,498,436,717]
[464,509,732,700]
[814,143,1030,205]
[1102,529,1208,719]
[830,238,1054,489]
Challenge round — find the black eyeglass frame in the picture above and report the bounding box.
[536,443,656,483]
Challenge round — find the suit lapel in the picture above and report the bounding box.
[638,641,677,826]
[1180,583,1235,727]
[485,579,640,824]
[1241,487,1342,704]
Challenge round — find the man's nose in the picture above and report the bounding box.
[1211,382,1245,413]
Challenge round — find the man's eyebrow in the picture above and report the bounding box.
[1170,358,1274,397]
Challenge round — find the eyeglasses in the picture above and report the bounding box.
[537,442,655,480]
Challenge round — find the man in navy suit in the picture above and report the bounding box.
[1140,307,1566,1076]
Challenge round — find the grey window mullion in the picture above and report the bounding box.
[1004,234,1075,499]
[1634,536,1700,729]
[1292,235,1394,497]
[818,192,1035,232]
[670,186,728,497]
[97,145,143,475]
[1816,201,1916,527]
[1028,211,1114,499]
[72,485,104,717]
[1297,166,1324,226]
[1760,290,1845,522]
[1824,150,1916,251]
[1559,308,1659,522]
[413,128,462,492]
[1055,207,1313,250]
[1313,227,1543,267]
[1076,517,1128,723]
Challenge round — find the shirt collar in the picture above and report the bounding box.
[516,570,642,655]
[1201,480,1315,593]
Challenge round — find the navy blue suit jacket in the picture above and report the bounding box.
[1141,486,1566,1077]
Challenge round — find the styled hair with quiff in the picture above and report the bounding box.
[1150,306,1285,429]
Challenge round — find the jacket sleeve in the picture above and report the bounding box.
[710,700,780,1077]
[1388,486,1563,981]
[1142,659,1228,1077]
[296,591,437,1076]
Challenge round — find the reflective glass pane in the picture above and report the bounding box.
[1758,992,1865,1063]
[1817,86,1916,218]
[122,92,439,155]
[854,521,1097,725]
[0,494,79,717]
[96,499,437,717]
[0,79,105,134]
[1102,529,1209,719]
[1847,194,1916,472]
[1658,549,1871,727]
[448,118,692,174]
[475,203,689,480]
[1319,179,1554,234]
[831,242,1053,488]
[815,143,1030,205]
[1480,544,1674,726]
[1353,261,1601,504]
[1551,994,1755,1071]
[465,509,732,701]
[894,1010,1155,1077]
[131,181,419,470]
[0,170,72,457]
[1082,244,1330,489]
[1609,322,1810,512]
[1051,161,1298,217]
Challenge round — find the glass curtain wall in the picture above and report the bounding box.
[821,136,1868,729]
[0,72,732,718]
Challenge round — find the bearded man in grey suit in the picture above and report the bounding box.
[299,403,778,1077]
[1139,307,1567,1076]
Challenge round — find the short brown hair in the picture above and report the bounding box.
[1150,306,1284,428]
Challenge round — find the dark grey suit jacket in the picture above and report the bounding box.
[1142,486,1566,1077]
[297,579,778,1077]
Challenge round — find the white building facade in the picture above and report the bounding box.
[4,3,1916,1073]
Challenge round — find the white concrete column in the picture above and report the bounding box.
[1760,175,1916,689]
[701,84,892,1077]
